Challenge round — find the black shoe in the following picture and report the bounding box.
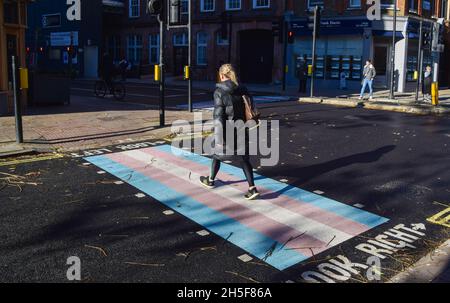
[245,188,260,200]
[200,176,215,189]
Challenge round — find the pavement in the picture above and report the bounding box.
[0,100,449,283]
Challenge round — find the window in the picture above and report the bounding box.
[149,34,160,64]
[216,31,229,45]
[181,0,188,14]
[201,0,215,12]
[349,0,361,8]
[226,0,241,10]
[253,0,270,9]
[127,35,143,64]
[173,32,188,46]
[409,0,419,11]
[129,0,140,18]
[197,32,208,65]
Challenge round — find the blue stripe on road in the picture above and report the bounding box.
[85,154,308,271]
[156,144,389,229]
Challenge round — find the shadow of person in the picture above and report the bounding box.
[262,145,396,199]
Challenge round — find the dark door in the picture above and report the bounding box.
[373,45,388,88]
[173,46,188,76]
[239,30,273,83]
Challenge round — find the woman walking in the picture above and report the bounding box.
[200,64,260,200]
[422,66,433,103]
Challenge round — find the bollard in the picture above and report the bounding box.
[308,64,313,76]
[413,71,418,81]
[431,82,439,106]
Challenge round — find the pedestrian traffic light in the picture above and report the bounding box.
[423,31,432,50]
[272,17,284,44]
[148,0,164,16]
[287,31,294,44]
[169,0,181,25]
[39,46,44,53]
[314,6,321,37]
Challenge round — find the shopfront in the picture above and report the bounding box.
[287,16,439,94]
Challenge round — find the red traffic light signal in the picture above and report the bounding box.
[288,31,295,44]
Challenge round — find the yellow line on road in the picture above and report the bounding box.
[427,207,450,228]
[0,153,65,167]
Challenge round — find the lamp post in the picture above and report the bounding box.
[389,0,397,100]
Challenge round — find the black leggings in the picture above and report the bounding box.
[210,157,255,188]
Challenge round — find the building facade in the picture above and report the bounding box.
[104,0,293,83]
[286,0,448,92]
[0,0,29,115]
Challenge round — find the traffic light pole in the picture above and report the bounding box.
[188,0,192,112]
[389,0,397,100]
[310,6,318,98]
[158,14,165,127]
[415,19,423,102]
[282,20,287,92]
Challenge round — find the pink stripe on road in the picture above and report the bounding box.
[140,147,369,236]
[106,152,328,257]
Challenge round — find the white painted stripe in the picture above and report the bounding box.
[97,170,106,174]
[238,254,253,262]
[353,203,365,208]
[114,181,124,185]
[135,193,146,198]
[126,150,352,244]
[163,210,175,215]
[196,230,210,236]
[314,190,325,195]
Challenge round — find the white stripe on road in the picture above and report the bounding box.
[125,150,351,245]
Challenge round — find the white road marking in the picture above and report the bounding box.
[313,190,325,195]
[196,230,210,237]
[97,170,106,174]
[114,181,124,185]
[353,203,365,208]
[135,193,146,198]
[163,210,175,216]
[238,254,253,263]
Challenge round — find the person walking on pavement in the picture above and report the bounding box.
[200,64,260,200]
[359,60,376,100]
[422,66,433,103]
[297,64,307,94]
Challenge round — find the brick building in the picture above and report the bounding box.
[286,0,449,92]
[104,0,294,83]
[0,0,29,115]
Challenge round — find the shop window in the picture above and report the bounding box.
[149,34,160,64]
[127,35,143,64]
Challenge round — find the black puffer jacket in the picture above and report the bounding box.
[212,80,250,154]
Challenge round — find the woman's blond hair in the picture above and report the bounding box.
[219,64,239,86]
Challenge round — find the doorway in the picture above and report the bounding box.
[84,46,99,78]
[239,30,274,84]
[373,45,389,88]
[173,46,188,77]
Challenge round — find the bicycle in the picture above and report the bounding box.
[94,79,126,100]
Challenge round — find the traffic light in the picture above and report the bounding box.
[314,6,321,37]
[272,17,284,44]
[287,30,294,44]
[169,0,181,25]
[148,0,164,15]
[423,31,432,50]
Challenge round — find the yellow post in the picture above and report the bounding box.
[154,65,161,82]
[19,68,29,90]
[413,71,418,80]
[431,82,439,106]
[285,65,289,73]
[308,64,313,76]
[184,65,190,80]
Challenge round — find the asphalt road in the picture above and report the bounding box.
[1,101,449,283]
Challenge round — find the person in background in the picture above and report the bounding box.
[422,66,432,103]
[119,57,130,82]
[359,60,376,100]
[297,63,307,94]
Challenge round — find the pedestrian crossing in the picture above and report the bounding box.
[84,144,388,270]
